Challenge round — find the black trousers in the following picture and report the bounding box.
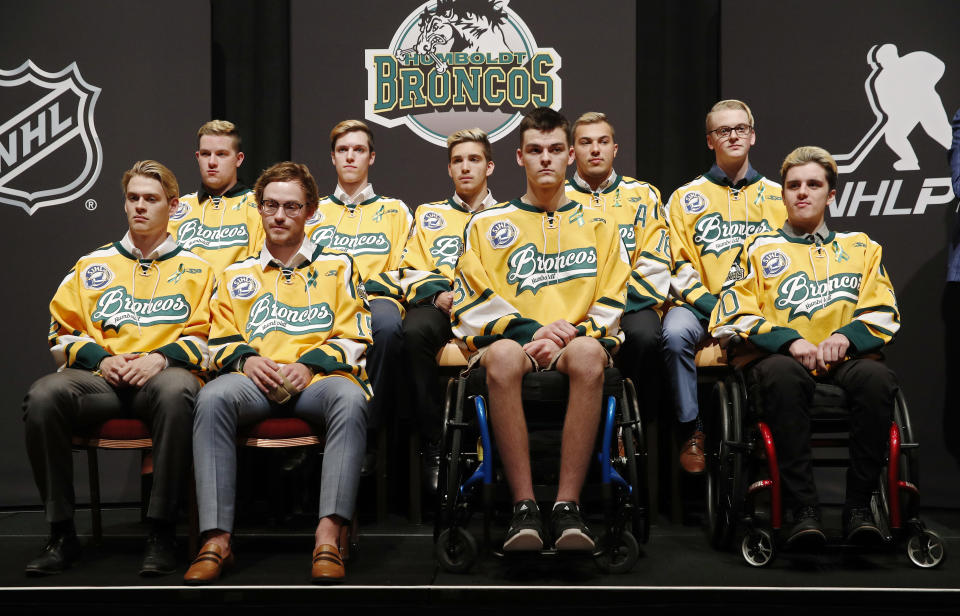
[22,367,198,524]
[403,303,451,444]
[615,308,663,421]
[746,354,895,510]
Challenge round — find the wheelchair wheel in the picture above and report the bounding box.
[594,530,640,574]
[741,528,775,567]
[906,529,946,569]
[620,379,649,544]
[436,526,478,573]
[706,379,740,550]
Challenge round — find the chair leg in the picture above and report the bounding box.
[376,429,388,524]
[87,448,102,545]
[408,431,421,524]
[140,450,153,523]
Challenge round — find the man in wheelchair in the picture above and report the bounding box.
[710,146,900,549]
[450,108,632,552]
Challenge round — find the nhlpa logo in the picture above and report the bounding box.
[365,0,562,146]
[0,61,103,215]
[828,44,956,217]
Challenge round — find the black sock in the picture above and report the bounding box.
[51,519,76,538]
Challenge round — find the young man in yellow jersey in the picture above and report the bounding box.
[565,112,669,436]
[186,162,371,585]
[711,146,898,548]
[168,120,262,274]
[305,120,410,443]
[23,161,215,576]
[663,100,784,474]
[452,108,631,551]
[368,128,497,492]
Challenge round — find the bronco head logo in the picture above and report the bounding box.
[365,0,561,146]
[0,61,102,215]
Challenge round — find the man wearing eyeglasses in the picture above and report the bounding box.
[186,162,372,584]
[305,120,411,449]
[168,120,262,274]
[662,99,784,474]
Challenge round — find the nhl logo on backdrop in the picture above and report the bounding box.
[0,61,103,215]
[365,0,562,147]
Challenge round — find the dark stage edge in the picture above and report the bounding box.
[0,507,957,615]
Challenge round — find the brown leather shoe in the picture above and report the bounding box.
[679,430,706,474]
[311,544,345,583]
[183,542,234,585]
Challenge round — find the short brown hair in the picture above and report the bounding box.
[518,107,569,145]
[571,111,615,141]
[446,128,492,162]
[121,160,179,202]
[254,162,320,209]
[705,99,755,132]
[780,146,839,191]
[330,119,375,152]
[197,119,241,151]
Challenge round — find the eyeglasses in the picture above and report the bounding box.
[707,124,754,139]
[259,199,306,216]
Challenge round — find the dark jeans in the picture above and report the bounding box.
[403,303,451,444]
[367,297,405,429]
[23,367,198,523]
[615,308,663,421]
[746,354,895,510]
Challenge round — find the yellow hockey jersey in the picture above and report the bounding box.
[710,229,899,355]
[452,199,632,352]
[667,167,784,320]
[208,242,372,396]
[566,174,670,314]
[49,240,214,372]
[304,194,413,285]
[367,197,478,305]
[168,184,263,274]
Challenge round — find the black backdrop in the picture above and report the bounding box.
[1,0,956,509]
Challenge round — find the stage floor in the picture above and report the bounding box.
[0,506,957,614]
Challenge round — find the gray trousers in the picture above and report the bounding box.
[193,373,368,534]
[660,306,708,424]
[22,367,198,523]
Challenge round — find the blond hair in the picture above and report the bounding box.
[571,111,615,141]
[197,119,241,151]
[780,146,838,191]
[705,99,755,132]
[330,119,375,152]
[121,160,179,202]
[446,128,492,162]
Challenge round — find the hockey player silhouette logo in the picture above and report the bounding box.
[835,44,952,173]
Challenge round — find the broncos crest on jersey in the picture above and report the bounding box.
[367,197,485,305]
[666,168,783,320]
[208,245,372,396]
[451,199,631,352]
[710,229,899,356]
[168,184,263,274]
[566,175,670,314]
[48,240,214,372]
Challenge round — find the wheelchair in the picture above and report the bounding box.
[705,360,946,569]
[433,366,649,573]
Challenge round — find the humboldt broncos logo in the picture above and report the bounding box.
[430,235,462,267]
[176,218,249,250]
[245,294,334,341]
[693,213,772,256]
[91,286,190,332]
[775,271,862,321]
[506,243,596,294]
[310,226,390,255]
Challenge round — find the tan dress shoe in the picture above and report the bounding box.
[679,429,706,474]
[311,544,345,583]
[183,542,234,585]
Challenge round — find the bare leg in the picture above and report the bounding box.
[555,337,605,503]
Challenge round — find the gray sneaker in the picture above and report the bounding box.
[503,499,545,551]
